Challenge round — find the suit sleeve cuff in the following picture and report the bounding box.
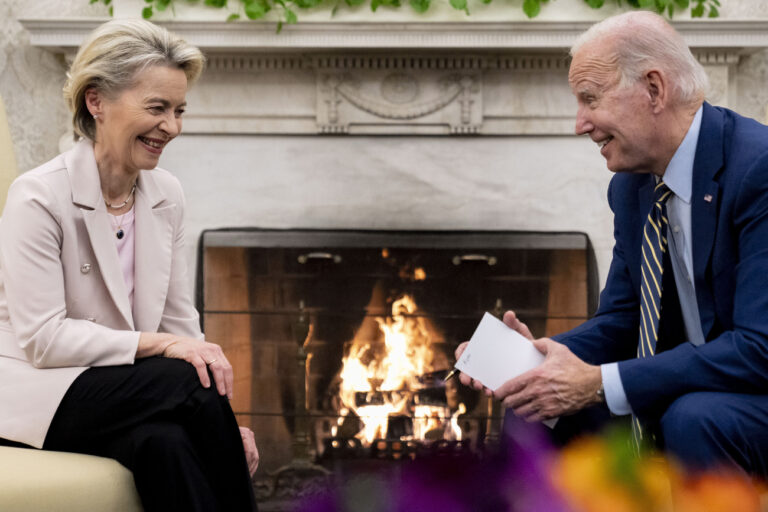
[601,363,633,416]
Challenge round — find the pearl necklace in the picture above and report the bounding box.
[104,183,136,210]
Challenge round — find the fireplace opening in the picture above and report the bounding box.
[196,229,597,502]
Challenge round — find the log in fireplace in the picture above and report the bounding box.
[197,228,597,505]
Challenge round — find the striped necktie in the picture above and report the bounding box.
[633,180,672,448]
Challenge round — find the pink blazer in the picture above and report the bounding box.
[0,140,203,448]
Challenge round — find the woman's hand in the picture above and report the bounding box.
[138,333,234,399]
[162,338,234,399]
[239,426,260,477]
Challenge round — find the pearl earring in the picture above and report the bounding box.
[93,114,99,120]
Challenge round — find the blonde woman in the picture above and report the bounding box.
[0,19,258,511]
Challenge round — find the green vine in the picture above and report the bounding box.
[91,0,721,33]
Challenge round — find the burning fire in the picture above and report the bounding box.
[336,294,463,444]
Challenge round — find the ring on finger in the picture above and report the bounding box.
[206,358,218,365]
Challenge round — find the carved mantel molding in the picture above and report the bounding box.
[19,18,768,52]
[20,18,768,136]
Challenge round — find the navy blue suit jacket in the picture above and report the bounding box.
[554,102,768,421]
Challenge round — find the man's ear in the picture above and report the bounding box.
[645,69,667,113]
[84,88,103,118]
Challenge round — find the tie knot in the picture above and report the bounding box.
[654,181,672,204]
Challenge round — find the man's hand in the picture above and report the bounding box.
[455,310,534,394]
[239,426,260,477]
[494,338,602,422]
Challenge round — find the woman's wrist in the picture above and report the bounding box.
[136,332,177,358]
[161,340,180,356]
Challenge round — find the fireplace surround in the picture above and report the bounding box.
[197,228,597,479]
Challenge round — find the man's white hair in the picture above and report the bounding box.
[570,11,709,106]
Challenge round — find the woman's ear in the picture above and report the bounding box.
[84,88,103,119]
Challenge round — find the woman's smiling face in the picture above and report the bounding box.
[91,64,188,173]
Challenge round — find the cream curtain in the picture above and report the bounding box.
[0,95,18,214]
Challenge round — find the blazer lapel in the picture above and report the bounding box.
[133,170,175,333]
[691,102,724,339]
[66,141,135,329]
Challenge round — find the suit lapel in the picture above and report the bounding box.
[691,103,725,339]
[66,141,134,329]
[133,170,174,333]
[633,176,655,288]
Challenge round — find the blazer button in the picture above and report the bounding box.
[80,263,91,274]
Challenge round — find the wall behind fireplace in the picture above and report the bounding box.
[163,134,613,284]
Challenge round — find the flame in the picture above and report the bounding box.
[450,403,467,441]
[338,294,453,445]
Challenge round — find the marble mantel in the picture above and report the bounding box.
[19,17,768,136]
[20,18,768,51]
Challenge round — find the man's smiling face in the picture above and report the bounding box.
[569,40,662,175]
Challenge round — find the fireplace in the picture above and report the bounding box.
[197,228,597,502]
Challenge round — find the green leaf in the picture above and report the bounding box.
[109,5,114,15]
[636,0,655,8]
[142,6,153,17]
[583,0,604,8]
[204,0,227,6]
[479,0,492,4]
[674,0,688,8]
[89,0,97,4]
[244,0,270,18]
[276,20,283,33]
[522,0,540,18]
[708,5,718,17]
[345,0,366,6]
[285,7,298,22]
[145,0,153,3]
[104,0,112,5]
[450,0,468,14]
[156,0,172,11]
[226,12,241,20]
[293,0,323,7]
[667,3,674,16]
[691,1,704,16]
[370,0,399,10]
[409,0,430,12]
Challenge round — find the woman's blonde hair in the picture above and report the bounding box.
[63,18,205,141]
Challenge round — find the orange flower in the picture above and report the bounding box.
[672,472,761,512]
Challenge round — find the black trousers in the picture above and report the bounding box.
[42,357,257,512]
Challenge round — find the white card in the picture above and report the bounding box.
[456,312,558,428]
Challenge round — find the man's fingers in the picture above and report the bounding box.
[455,341,468,360]
[502,310,534,340]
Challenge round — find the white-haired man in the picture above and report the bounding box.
[459,11,768,475]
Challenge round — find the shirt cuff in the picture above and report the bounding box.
[600,363,633,416]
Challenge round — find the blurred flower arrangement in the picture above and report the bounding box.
[294,418,765,512]
[554,427,764,512]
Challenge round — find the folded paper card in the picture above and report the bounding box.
[455,312,557,428]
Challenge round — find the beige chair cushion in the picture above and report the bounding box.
[0,446,142,512]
